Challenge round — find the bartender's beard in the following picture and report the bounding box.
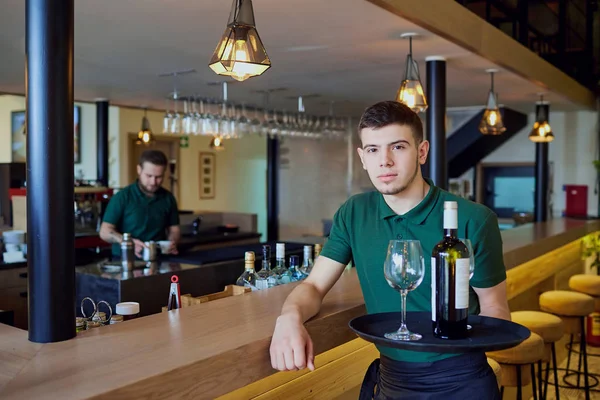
[138,181,159,196]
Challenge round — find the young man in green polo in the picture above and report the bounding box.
[270,101,509,399]
[100,150,180,258]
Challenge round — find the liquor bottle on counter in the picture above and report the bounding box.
[274,243,291,284]
[236,251,260,291]
[256,245,277,289]
[289,255,303,282]
[432,201,470,339]
[299,245,313,278]
[314,243,322,259]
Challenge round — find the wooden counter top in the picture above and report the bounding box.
[1,217,599,399]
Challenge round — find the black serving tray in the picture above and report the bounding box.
[349,311,530,353]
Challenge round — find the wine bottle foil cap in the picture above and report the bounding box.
[245,251,255,261]
[443,201,458,209]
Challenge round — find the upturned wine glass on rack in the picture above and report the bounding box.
[383,239,426,341]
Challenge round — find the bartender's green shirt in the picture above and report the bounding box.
[103,182,179,257]
[320,178,506,362]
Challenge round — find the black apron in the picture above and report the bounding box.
[359,352,501,400]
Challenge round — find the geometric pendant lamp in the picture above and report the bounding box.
[528,94,554,143]
[479,69,506,135]
[209,0,271,82]
[395,33,427,113]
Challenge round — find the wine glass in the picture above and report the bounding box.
[383,240,425,341]
[459,238,475,279]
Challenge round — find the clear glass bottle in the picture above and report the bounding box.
[299,245,313,278]
[256,245,277,289]
[236,251,260,291]
[289,255,303,282]
[274,243,291,284]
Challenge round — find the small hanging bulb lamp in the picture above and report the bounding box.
[210,135,226,151]
[209,0,271,82]
[136,108,154,145]
[479,69,506,135]
[529,94,554,143]
[396,33,427,113]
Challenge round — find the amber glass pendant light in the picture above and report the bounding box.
[479,69,506,135]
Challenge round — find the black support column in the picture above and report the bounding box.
[534,103,550,222]
[96,99,109,186]
[425,56,447,190]
[26,0,75,342]
[266,137,279,241]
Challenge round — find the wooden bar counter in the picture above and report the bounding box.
[1,218,599,400]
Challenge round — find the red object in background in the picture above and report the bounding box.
[563,184,588,218]
[587,313,600,347]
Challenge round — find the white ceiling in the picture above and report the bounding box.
[0,0,584,116]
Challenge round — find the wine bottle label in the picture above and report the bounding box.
[431,257,436,322]
[455,258,470,309]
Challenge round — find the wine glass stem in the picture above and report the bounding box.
[400,290,408,333]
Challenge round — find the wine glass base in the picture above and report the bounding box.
[384,331,422,341]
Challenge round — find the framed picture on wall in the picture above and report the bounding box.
[11,106,82,163]
[199,152,216,199]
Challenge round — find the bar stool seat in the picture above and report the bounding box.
[511,311,564,344]
[512,311,564,399]
[487,332,545,399]
[570,274,600,311]
[540,290,595,317]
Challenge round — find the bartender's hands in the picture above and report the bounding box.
[270,313,315,371]
[167,241,179,255]
[132,239,147,258]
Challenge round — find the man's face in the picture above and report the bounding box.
[136,162,165,193]
[357,124,429,195]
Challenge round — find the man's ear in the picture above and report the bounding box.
[418,140,429,165]
[357,147,367,170]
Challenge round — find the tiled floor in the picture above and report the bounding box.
[528,342,600,400]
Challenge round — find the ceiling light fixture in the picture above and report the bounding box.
[136,108,154,145]
[529,93,554,143]
[396,33,427,113]
[479,69,506,135]
[209,0,271,82]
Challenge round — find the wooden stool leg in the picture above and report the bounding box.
[581,317,591,400]
[517,365,523,400]
[551,342,560,400]
[531,364,538,400]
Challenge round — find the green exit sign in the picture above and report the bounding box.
[179,136,189,148]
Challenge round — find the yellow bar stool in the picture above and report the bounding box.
[569,274,600,314]
[488,357,503,389]
[540,290,597,400]
[487,332,545,400]
[511,311,564,399]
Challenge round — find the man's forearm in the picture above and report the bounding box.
[168,231,180,243]
[100,227,123,244]
[479,304,511,321]
[280,282,324,323]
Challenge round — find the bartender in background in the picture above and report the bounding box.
[100,150,180,258]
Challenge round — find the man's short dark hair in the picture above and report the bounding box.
[358,101,424,144]
[139,150,168,167]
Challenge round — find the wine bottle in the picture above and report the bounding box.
[431,201,470,339]
[289,255,303,282]
[314,243,322,259]
[236,251,260,291]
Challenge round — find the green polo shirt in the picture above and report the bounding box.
[321,179,506,362]
[102,182,180,257]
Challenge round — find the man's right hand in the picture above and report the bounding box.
[270,313,315,372]
[132,238,147,258]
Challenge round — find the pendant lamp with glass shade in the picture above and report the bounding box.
[479,69,506,135]
[529,94,554,143]
[209,0,271,82]
[210,135,226,151]
[136,108,154,145]
[396,33,427,113]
